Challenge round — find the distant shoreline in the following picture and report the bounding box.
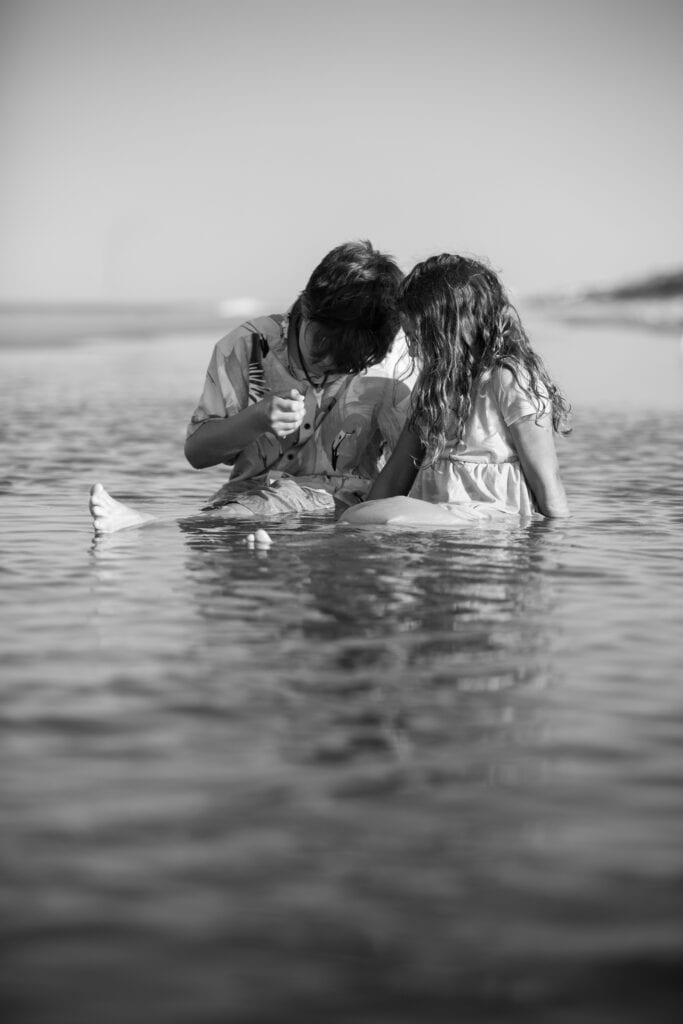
[526,296,683,334]
[0,305,249,348]
[2,290,682,349]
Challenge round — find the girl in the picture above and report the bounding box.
[340,254,570,527]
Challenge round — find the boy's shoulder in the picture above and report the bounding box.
[214,313,287,356]
[244,313,286,334]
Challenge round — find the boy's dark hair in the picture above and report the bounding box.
[298,240,403,373]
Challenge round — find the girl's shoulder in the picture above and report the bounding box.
[476,363,526,398]
[489,362,549,426]
[491,360,527,387]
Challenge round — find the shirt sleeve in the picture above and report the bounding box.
[494,365,550,426]
[374,377,413,450]
[186,326,253,439]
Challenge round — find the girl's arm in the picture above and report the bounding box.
[367,421,425,500]
[510,416,570,517]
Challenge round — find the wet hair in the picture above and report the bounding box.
[400,254,571,463]
[297,240,403,374]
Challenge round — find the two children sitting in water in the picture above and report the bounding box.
[90,241,569,534]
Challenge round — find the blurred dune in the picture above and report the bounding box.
[528,267,683,332]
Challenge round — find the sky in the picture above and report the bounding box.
[1,0,682,304]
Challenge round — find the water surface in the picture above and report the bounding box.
[1,317,682,1023]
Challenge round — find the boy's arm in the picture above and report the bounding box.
[509,416,570,518]
[367,421,425,500]
[185,391,305,469]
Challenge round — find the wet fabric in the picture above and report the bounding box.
[410,365,549,516]
[201,473,336,517]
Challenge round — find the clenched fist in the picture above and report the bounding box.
[262,389,306,439]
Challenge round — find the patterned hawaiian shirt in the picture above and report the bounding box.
[186,312,414,504]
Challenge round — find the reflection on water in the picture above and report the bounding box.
[1,324,682,1022]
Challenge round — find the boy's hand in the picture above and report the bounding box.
[263,389,306,439]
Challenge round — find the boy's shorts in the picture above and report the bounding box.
[202,473,339,518]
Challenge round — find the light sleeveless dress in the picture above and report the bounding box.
[409,366,549,517]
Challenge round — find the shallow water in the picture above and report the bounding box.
[1,318,682,1023]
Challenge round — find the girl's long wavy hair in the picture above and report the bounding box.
[400,254,571,464]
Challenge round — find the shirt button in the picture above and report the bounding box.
[304,422,311,430]
[287,453,294,460]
